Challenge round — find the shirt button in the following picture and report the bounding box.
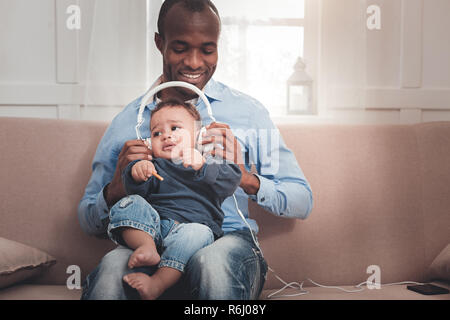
[261,197,265,202]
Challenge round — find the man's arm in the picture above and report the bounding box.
[248,109,313,219]
[238,167,260,195]
[204,111,313,220]
[105,140,153,206]
[202,123,258,195]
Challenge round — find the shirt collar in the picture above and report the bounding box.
[141,76,223,110]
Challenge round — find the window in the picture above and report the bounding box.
[213,0,306,116]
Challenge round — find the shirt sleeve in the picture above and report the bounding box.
[194,156,242,200]
[122,160,159,197]
[247,107,313,219]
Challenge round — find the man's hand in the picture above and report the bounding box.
[181,147,205,171]
[104,139,152,207]
[201,122,260,195]
[131,160,157,183]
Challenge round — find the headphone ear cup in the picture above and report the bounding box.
[197,126,214,154]
[196,126,205,150]
[145,138,152,150]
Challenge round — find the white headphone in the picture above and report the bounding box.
[135,81,216,154]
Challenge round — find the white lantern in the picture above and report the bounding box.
[287,57,313,115]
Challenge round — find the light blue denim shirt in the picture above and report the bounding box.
[78,77,313,236]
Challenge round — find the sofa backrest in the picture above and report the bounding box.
[0,118,449,289]
[0,118,115,286]
[255,122,450,289]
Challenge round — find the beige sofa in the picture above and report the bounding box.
[0,117,449,300]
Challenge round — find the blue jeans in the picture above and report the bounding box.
[81,225,268,299]
[107,195,214,273]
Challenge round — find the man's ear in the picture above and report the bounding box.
[155,32,164,53]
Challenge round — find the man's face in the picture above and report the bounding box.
[155,4,220,100]
[150,106,198,160]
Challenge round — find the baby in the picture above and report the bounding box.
[107,98,241,299]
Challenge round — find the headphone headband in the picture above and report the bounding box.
[135,81,215,140]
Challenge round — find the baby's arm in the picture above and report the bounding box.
[122,160,159,197]
[212,161,242,199]
[194,156,242,199]
[180,148,205,171]
[131,160,157,183]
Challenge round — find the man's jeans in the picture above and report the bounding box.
[107,195,214,273]
[81,229,268,300]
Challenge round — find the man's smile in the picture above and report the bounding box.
[178,71,206,84]
[181,72,203,79]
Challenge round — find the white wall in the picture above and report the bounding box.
[0,0,149,121]
[318,0,450,124]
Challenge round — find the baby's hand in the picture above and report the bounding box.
[181,148,205,171]
[131,160,156,182]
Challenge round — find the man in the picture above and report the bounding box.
[79,0,313,300]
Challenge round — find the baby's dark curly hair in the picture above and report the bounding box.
[151,98,201,122]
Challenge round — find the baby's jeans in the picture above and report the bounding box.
[107,195,214,273]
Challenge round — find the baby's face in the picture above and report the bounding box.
[150,106,198,160]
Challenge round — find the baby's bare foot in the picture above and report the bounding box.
[123,273,164,300]
[128,244,160,269]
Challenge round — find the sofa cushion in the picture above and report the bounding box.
[1,282,448,300]
[413,122,450,268]
[0,237,56,289]
[0,284,81,300]
[427,244,450,281]
[0,118,115,285]
[255,124,427,289]
[262,281,450,300]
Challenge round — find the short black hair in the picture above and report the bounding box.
[157,0,221,39]
[151,98,201,124]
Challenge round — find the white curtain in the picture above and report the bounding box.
[81,0,161,117]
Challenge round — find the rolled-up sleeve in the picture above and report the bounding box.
[247,108,313,219]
